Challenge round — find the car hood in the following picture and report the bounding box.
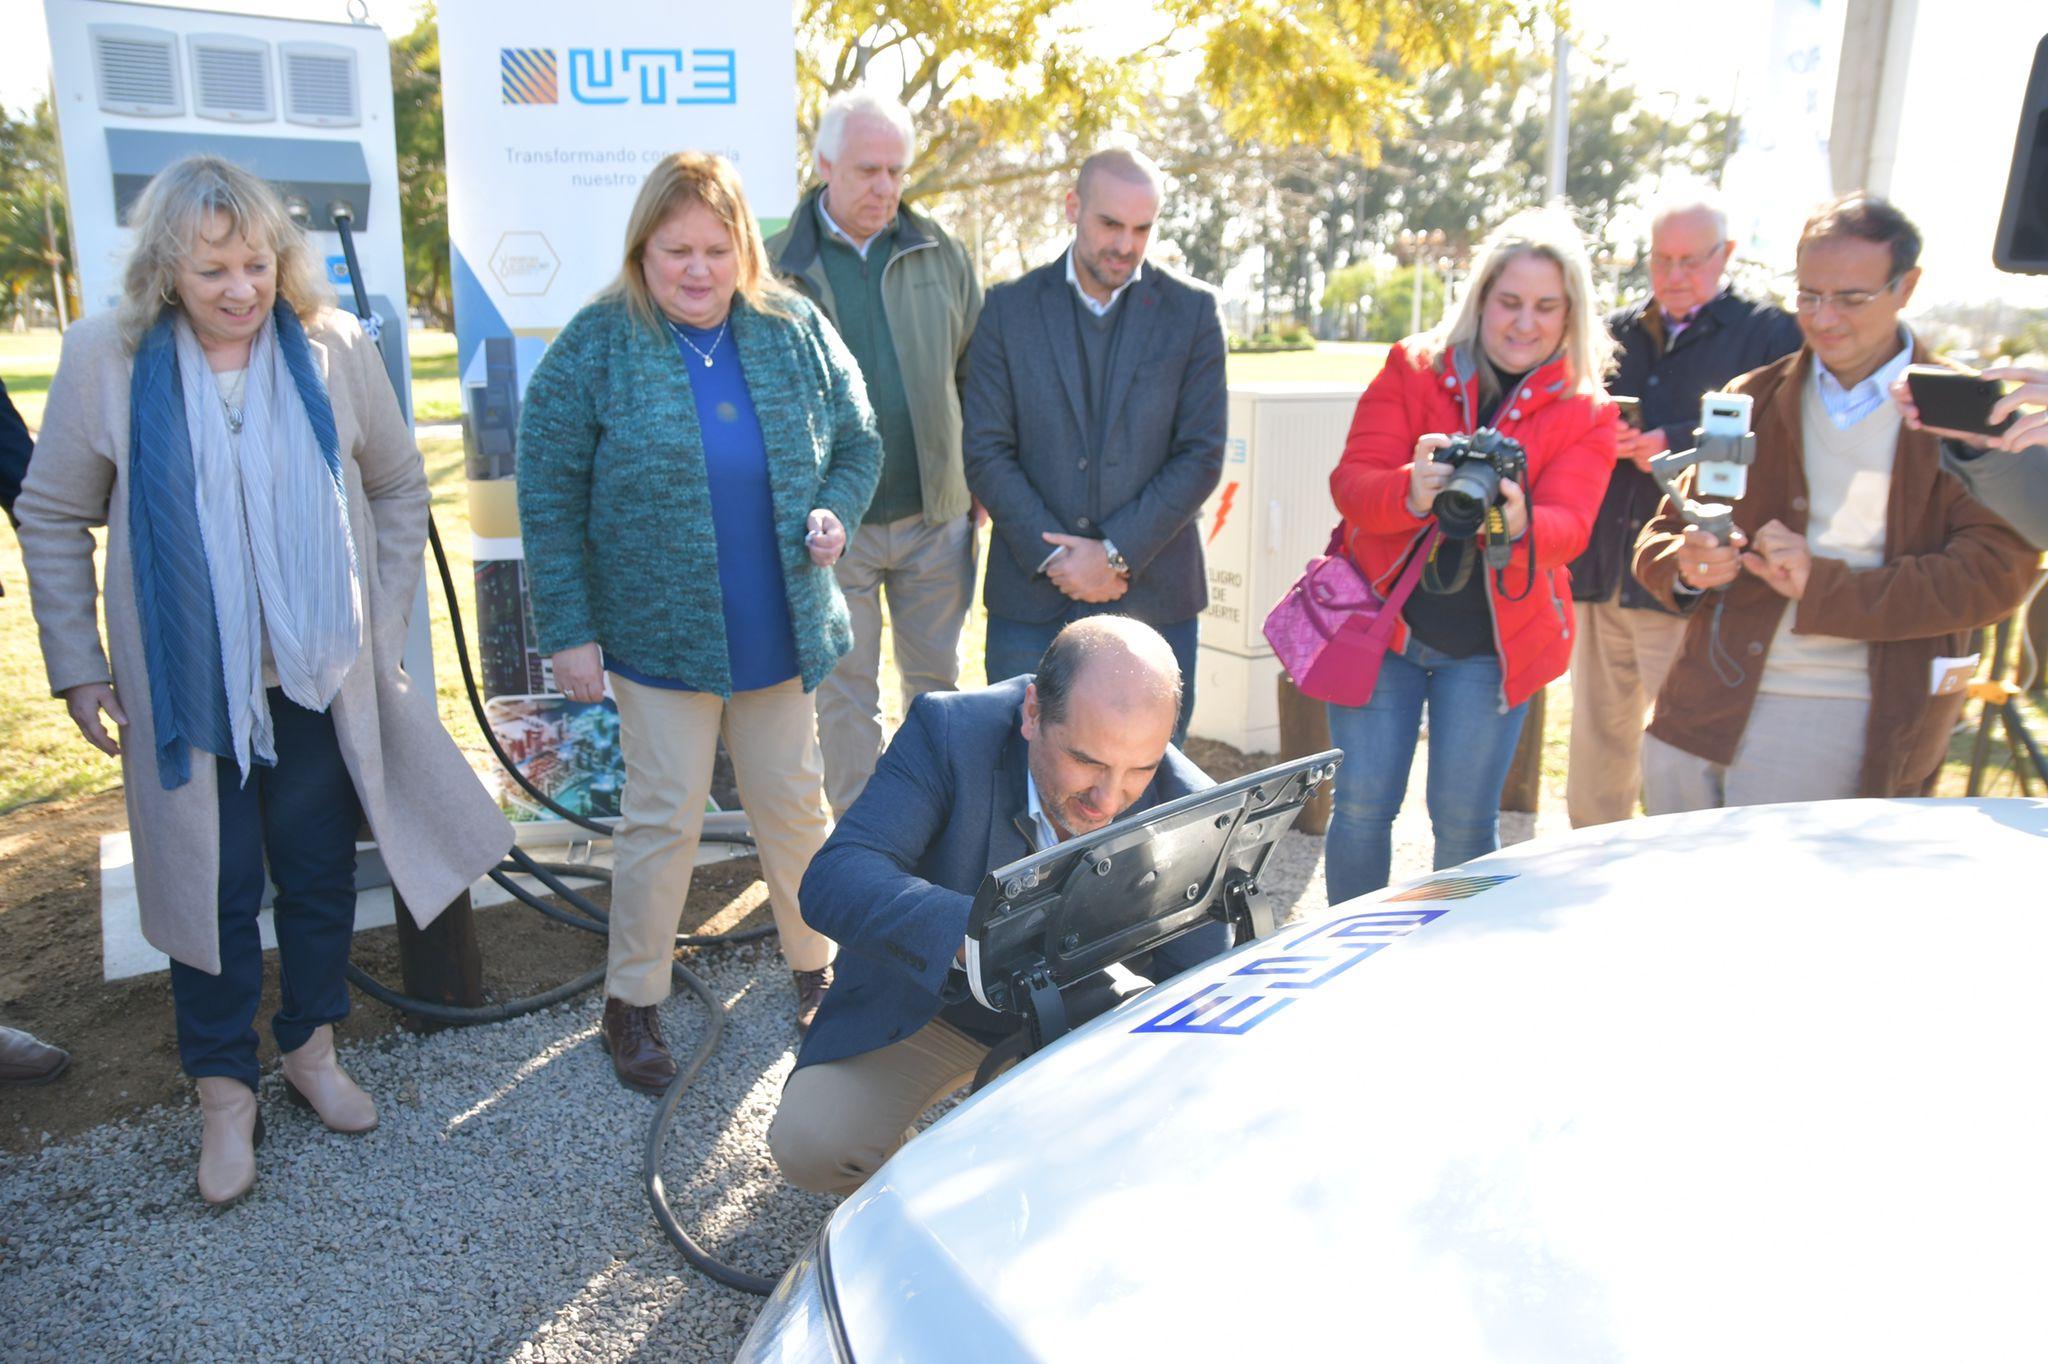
[823,799,2048,1362]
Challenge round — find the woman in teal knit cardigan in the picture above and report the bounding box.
[517,152,881,1086]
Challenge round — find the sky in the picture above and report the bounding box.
[5,0,2043,309]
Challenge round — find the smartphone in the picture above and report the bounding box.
[1612,395,1643,431]
[1694,391,1755,500]
[1698,391,1753,440]
[1905,366,2015,438]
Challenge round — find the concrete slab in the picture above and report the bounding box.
[98,826,749,981]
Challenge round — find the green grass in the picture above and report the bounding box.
[0,332,63,433]
[408,328,461,424]
[1226,341,1387,386]
[0,530,121,812]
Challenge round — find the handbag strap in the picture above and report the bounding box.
[1361,527,1437,648]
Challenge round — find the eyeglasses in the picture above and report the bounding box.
[1648,244,1728,274]
[1792,275,1904,313]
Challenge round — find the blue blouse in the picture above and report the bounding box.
[606,318,801,692]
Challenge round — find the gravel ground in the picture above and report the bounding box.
[0,791,1564,1362]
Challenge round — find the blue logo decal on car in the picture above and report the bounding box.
[1130,874,1512,1036]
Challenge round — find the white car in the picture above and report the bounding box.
[735,798,2048,1362]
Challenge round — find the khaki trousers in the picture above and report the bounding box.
[768,1018,989,1195]
[1566,594,1690,827]
[1641,692,1869,814]
[606,673,835,1005]
[815,514,976,817]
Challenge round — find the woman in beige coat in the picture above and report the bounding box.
[16,156,511,1206]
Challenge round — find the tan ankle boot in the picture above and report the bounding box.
[280,1024,378,1133]
[196,1076,262,1207]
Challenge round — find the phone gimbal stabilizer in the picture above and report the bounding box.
[1645,390,1758,575]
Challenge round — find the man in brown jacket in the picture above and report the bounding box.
[1633,195,2038,808]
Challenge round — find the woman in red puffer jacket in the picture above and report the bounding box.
[1324,208,1619,899]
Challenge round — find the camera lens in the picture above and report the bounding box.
[1433,463,1501,540]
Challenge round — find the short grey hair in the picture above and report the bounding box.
[116,154,330,350]
[1077,147,1164,206]
[815,88,915,166]
[1649,194,1731,243]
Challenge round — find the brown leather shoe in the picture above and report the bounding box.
[0,1026,70,1085]
[793,965,832,1034]
[602,997,677,1094]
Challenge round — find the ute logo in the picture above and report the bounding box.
[500,47,738,105]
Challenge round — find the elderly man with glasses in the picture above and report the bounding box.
[1565,196,1802,828]
[1631,194,2037,812]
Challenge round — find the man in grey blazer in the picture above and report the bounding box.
[962,147,1228,739]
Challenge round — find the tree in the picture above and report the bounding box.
[799,0,1534,198]
[0,97,75,328]
[390,7,450,327]
[1320,263,1447,341]
[1213,48,1742,333]
[352,1,1549,316]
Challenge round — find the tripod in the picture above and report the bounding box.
[1965,607,2048,796]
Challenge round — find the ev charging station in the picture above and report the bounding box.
[42,0,433,975]
[42,0,413,420]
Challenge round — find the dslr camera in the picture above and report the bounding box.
[1431,428,1528,540]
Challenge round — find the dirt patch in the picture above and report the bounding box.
[1181,736,1273,784]
[0,789,775,1154]
[0,739,1273,1154]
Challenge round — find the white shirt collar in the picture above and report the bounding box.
[1023,770,1063,851]
[1065,244,1141,317]
[1812,324,1915,430]
[817,192,881,260]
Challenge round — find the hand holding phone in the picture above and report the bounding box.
[1902,366,2015,440]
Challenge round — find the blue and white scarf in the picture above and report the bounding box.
[129,304,362,789]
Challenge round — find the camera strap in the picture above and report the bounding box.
[1421,535,1477,594]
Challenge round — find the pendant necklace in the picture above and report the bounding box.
[667,315,728,368]
[218,369,249,435]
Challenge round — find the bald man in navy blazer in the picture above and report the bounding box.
[768,617,1228,1195]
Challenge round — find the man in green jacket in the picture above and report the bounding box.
[767,89,984,817]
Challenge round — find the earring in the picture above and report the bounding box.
[160,286,178,306]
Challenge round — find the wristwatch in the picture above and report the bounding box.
[1102,538,1130,576]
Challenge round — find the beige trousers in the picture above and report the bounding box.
[768,1018,989,1195]
[1641,692,1870,814]
[606,673,835,1005]
[815,514,976,817]
[1566,594,1690,827]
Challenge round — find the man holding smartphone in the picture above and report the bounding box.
[1565,196,1802,827]
[1892,366,2048,548]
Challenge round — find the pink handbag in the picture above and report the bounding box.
[1262,525,1436,707]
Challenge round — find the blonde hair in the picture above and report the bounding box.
[1415,207,1615,402]
[117,155,330,350]
[601,152,795,334]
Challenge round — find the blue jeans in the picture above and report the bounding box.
[1323,638,1529,902]
[984,610,1199,746]
[169,692,363,1089]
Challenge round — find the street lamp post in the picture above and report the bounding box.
[1396,227,1447,336]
